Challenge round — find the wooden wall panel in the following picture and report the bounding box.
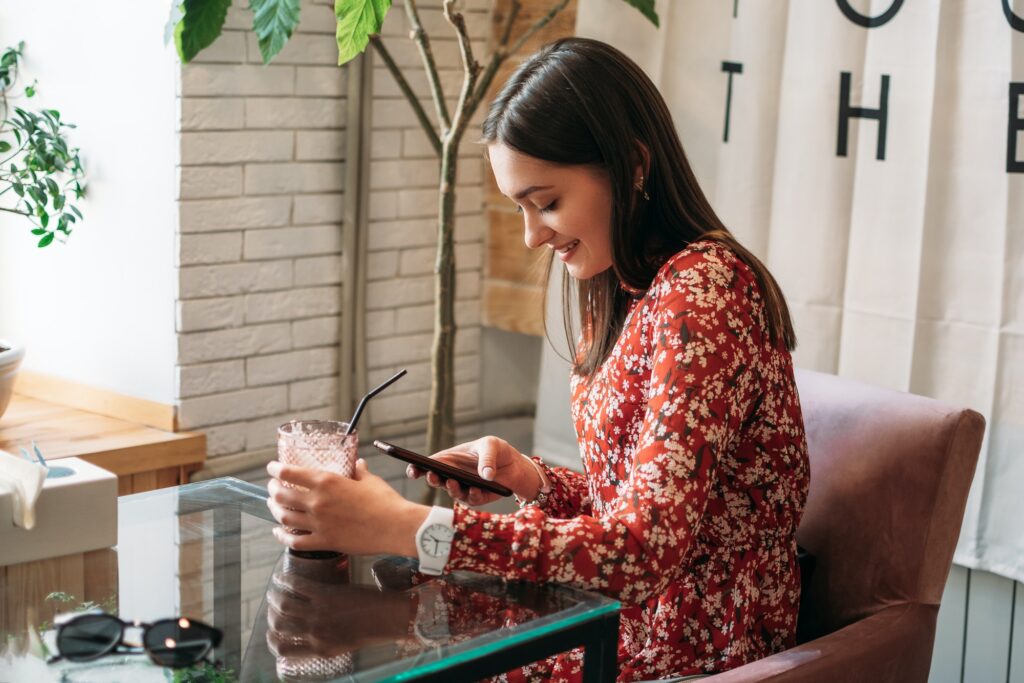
[82,549,119,606]
[487,209,548,283]
[483,281,546,335]
[4,554,84,644]
[157,467,183,489]
[115,466,188,495]
[117,475,134,496]
[482,0,578,338]
[1,550,117,661]
[130,470,159,494]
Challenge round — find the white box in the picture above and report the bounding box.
[0,457,118,567]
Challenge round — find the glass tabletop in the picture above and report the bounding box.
[0,477,619,682]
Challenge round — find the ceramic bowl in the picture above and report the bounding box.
[0,339,25,421]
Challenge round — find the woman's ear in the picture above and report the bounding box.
[632,140,651,186]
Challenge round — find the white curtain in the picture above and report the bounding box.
[530,0,1024,584]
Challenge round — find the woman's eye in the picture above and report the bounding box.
[514,201,556,214]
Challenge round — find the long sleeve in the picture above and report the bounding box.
[446,249,765,607]
[533,459,592,518]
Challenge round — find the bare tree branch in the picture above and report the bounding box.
[506,0,568,59]
[467,0,518,110]
[499,0,521,48]
[470,0,569,114]
[404,0,451,134]
[443,0,480,84]
[470,53,503,115]
[369,35,442,157]
[442,0,481,148]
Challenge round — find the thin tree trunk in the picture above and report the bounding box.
[426,144,459,459]
[394,0,569,506]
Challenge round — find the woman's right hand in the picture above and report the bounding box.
[406,436,540,507]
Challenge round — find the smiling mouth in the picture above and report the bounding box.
[553,240,579,255]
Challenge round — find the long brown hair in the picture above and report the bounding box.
[482,37,796,377]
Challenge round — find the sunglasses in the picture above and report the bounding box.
[48,613,223,669]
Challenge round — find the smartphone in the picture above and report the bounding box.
[372,440,513,497]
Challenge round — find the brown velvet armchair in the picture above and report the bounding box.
[708,368,985,682]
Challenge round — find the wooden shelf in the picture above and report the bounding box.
[0,394,205,495]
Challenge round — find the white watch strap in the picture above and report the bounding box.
[416,505,455,576]
[421,504,455,528]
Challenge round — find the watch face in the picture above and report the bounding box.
[419,523,454,557]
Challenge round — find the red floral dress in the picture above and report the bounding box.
[446,240,810,681]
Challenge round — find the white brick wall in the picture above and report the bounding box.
[292,315,340,348]
[176,0,347,457]
[175,0,491,474]
[178,233,243,266]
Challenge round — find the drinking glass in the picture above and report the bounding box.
[277,420,358,559]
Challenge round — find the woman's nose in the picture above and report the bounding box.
[523,212,553,250]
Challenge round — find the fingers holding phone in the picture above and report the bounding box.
[431,467,494,507]
[400,436,536,507]
[403,453,485,505]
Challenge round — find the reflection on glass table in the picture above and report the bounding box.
[0,477,620,682]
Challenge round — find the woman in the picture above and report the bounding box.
[265,37,810,681]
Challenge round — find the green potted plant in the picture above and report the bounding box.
[0,41,87,420]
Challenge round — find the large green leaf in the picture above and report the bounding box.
[251,0,301,64]
[175,0,232,63]
[623,0,659,27]
[335,0,391,66]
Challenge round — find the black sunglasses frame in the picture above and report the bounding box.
[48,613,223,669]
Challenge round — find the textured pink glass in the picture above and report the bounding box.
[277,420,358,479]
[277,420,357,556]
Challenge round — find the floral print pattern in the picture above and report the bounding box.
[446,240,810,681]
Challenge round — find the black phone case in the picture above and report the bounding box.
[372,440,513,497]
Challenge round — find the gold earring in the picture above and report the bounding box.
[635,174,650,201]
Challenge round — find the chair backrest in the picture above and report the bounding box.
[793,369,984,637]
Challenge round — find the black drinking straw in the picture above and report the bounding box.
[344,369,407,436]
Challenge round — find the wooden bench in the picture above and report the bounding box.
[0,394,205,495]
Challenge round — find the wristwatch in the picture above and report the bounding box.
[415,506,455,576]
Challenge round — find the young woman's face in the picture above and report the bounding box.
[487,142,614,280]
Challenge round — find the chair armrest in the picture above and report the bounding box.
[706,603,938,683]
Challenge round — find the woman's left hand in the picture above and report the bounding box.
[266,458,428,557]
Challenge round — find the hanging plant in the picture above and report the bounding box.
[0,42,86,248]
